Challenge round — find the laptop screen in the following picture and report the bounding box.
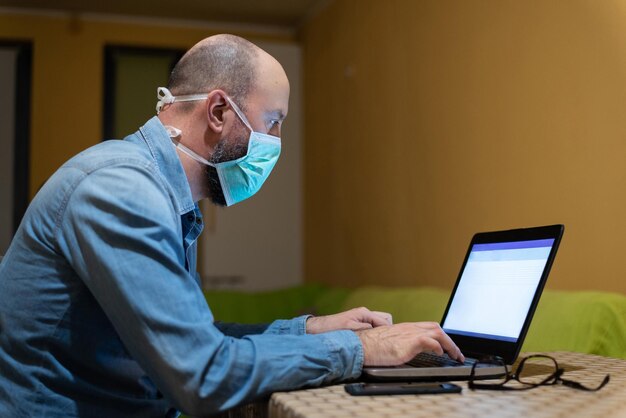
[442,238,555,343]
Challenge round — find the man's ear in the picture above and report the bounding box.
[205,90,228,134]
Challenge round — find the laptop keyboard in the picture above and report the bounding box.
[406,352,473,368]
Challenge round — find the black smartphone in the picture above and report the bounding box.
[344,382,462,396]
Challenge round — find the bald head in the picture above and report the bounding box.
[160,34,289,204]
[167,34,261,112]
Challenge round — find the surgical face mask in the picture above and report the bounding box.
[156,87,281,206]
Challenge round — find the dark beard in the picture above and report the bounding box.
[206,132,249,206]
[206,166,226,206]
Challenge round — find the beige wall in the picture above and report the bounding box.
[301,0,626,293]
[0,12,293,196]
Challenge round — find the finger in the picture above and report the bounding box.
[443,338,464,362]
[428,328,465,362]
[404,322,461,360]
[348,321,373,331]
[350,308,390,327]
[416,336,445,357]
[411,321,442,330]
[370,311,393,325]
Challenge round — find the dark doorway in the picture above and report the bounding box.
[103,45,184,140]
[0,40,32,254]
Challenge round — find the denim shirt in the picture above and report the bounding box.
[0,117,363,417]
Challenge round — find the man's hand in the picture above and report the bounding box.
[356,322,465,366]
[306,307,393,334]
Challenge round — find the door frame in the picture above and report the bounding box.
[0,40,32,234]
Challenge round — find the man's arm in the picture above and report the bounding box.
[55,164,363,415]
[213,304,394,337]
[306,308,393,333]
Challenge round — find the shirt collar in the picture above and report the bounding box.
[131,116,196,215]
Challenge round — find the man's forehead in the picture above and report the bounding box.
[245,52,289,114]
[250,81,289,115]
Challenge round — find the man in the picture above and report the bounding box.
[0,34,463,417]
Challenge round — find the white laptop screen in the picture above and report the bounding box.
[442,238,555,342]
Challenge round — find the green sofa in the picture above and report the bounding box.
[204,284,626,359]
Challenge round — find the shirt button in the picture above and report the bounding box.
[196,218,203,224]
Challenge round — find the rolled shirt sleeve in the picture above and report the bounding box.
[215,315,310,338]
[264,315,311,335]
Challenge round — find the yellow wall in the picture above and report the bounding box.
[0,12,292,195]
[5,2,626,294]
[301,0,626,293]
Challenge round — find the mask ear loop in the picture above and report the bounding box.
[156,87,209,114]
[171,138,215,167]
[224,95,253,132]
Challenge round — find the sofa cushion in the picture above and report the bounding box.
[202,284,626,358]
[523,290,626,358]
[203,283,349,323]
[340,286,626,359]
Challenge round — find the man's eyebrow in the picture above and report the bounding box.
[267,110,287,120]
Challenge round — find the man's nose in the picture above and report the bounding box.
[268,124,281,138]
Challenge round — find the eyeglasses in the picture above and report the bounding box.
[469,354,610,391]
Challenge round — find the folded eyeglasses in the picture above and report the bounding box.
[468,354,610,392]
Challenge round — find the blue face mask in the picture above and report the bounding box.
[156,87,281,206]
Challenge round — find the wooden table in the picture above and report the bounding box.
[266,352,626,418]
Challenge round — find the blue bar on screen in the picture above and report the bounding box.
[473,239,555,252]
[443,328,518,343]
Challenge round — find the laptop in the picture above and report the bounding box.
[362,224,564,381]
